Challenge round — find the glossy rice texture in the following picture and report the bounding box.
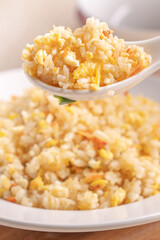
[0,89,160,209]
[21,18,151,90]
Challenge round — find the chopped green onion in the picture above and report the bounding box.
[54,95,76,105]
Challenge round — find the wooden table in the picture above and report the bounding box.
[0,221,160,240]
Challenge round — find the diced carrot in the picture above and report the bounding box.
[7,197,16,203]
[93,137,107,150]
[124,91,129,96]
[102,30,109,37]
[78,132,107,149]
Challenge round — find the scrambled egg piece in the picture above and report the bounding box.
[73,61,97,80]
[110,188,126,207]
[99,149,113,160]
[29,176,44,190]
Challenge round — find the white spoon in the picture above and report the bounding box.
[25,36,160,101]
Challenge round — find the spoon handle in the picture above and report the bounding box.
[125,36,160,47]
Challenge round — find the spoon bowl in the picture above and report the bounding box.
[25,36,160,101]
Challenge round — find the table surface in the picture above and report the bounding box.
[0,221,160,240]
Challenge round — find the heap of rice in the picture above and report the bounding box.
[0,88,160,210]
[21,17,151,90]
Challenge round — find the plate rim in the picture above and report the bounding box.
[1,195,160,232]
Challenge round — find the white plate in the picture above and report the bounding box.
[0,68,160,232]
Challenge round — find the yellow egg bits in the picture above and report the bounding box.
[22,17,151,91]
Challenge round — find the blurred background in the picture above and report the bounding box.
[0,0,159,71]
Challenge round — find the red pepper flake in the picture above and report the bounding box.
[7,197,16,203]
[93,137,107,150]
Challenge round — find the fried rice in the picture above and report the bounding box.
[21,17,151,90]
[0,89,160,210]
